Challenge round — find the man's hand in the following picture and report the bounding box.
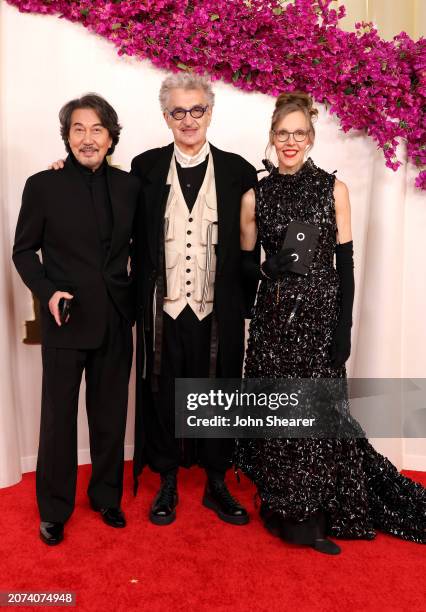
[48,159,65,170]
[49,291,73,326]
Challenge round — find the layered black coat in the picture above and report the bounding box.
[130,142,258,476]
[13,157,140,349]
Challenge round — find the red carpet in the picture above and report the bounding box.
[1,463,425,611]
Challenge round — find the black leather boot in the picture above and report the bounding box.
[149,471,178,526]
[203,479,249,525]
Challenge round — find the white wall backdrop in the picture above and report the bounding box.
[1,2,425,488]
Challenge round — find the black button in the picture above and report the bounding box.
[186,280,191,285]
[186,292,191,297]
[186,256,190,260]
[187,230,192,235]
[186,268,190,273]
[187,243,191,248]
[189,217,193,222]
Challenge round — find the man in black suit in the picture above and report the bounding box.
[13,94,139,545]
[132,74,258,525]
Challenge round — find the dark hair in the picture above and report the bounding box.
[59,93,122,155]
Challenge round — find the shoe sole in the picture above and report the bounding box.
[202,496,249,525]
[101,518,126,528]
[149,510,176,526]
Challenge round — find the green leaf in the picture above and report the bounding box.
[232,70,241,82]
[344,86,354,95]
[80,8,89,17]
[272,7,283,15]
[210,13,220,21]
[177,62,190,71]
[111,23,122,30]
[312,58,321,65]
[399,120,408,129]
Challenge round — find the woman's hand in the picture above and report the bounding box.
[261,248,295,280]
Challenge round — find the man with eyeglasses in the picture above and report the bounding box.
[131,73,258,526]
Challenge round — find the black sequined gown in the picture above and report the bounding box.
[236,159,426,543]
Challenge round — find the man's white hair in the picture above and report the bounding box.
[159,72,215,111]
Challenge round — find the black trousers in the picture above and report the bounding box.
[145,305,234,475]
[36,300,133,523]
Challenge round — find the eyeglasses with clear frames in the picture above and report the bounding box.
[272,129,310,143]
[167,105,209,121]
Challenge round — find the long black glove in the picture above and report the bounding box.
[241,248,295,282]
[330,240,354,368]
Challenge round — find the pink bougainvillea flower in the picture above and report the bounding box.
[6,0,426,190]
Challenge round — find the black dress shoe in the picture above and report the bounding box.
[311,538,341,555]
[202,480,249,525]
[91,503,126,528]
[149,473,178,526]
[39,521,64,546]
[276,509,341,555]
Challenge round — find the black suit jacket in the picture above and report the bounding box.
[13,156,140,349]
[131,142,258,375]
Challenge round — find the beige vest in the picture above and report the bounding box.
[163,154,218,320]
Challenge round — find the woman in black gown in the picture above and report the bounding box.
[237,92,426,555]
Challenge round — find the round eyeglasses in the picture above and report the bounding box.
[167,105,209,121]
[272,129,310,143]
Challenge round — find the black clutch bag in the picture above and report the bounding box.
[281,221,320,275]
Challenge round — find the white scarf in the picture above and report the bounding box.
[174,141,210,168]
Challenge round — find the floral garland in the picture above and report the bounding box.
[7,0,426,189]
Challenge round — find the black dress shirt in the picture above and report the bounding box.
[71,154,113,256]
[175,156,209,212]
